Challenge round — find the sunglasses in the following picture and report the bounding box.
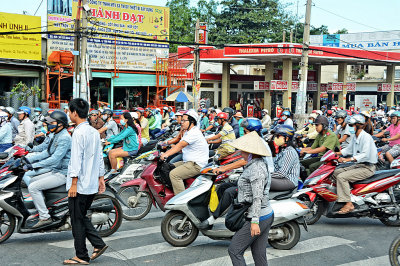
[181,119,190,122]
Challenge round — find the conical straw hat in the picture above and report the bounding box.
[230,131,270,157]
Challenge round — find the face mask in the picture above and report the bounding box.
[247,153,253,162]
[349,127,356,134]
[308,120,313,124]
[282,116,287,121]
[120,120,126,126]
[274,136,285,147]
[47,124,58,132]
[102,115,108,121]
[34,112,40,116]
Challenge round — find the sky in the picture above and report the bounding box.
[2,0,400,34]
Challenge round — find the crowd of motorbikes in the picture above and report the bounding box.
[1,108,400,265]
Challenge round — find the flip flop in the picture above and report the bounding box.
[90,245,108,261]
[63,258,90,265]
[337,207,354,214]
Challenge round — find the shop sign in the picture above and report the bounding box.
[327,82,343,92]
[346,82,356,92]
[307,82,318,92]
[254,81,270,91]
[0,12,41,60]
[395,84,400,92]
[320,84,328,92]
[355,95,377,111]
[47,0,170,71]
[291,81,299,92]
[270,80,288,91]
[377,83,392,92]
[247,105,254,117]
[198,24,207,44]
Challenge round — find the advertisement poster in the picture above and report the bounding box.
[47,0,169,70]
[0,12,41,60]
[247,105,254,117]
[270,80,288,91]
[355,95,377,111]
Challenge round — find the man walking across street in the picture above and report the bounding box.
[63,98,108,265]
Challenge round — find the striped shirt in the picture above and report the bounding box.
[219,123,236,152]
[272,146,300,186]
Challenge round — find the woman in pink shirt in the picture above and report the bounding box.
[374,112,400,163]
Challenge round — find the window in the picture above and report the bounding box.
[396,69,400,79]
[242,83,254,89]
[200,82,214,88]
[230,83,238,89]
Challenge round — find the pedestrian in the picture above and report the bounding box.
[63,98,108,265]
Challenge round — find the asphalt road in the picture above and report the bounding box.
[0,208,396,266]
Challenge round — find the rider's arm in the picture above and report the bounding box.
[161,140,188,159]
[304,146,327,154]
[107,128,131,144]
[166,130,184,145]
[31,135,71,169]
[374,130,385,138]
[338,134,349,144]
[207,132,222,142]
[214,158,246,173]
[98,126,107,134]
[385,133,400,142]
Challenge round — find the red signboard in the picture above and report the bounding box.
[320,84,328,93]
[292,81,299,92]
[395,84,400,92]
[247,105,254,117]
[346,82,356,92]
[307,82,318,92]
[254,81,270,90]
[198,24,208,45]
[327,82,343,92]
[270,80,288,91]
[378,83,392,92]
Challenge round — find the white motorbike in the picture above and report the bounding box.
[161,169,310,250]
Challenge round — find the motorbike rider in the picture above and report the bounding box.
[206,112,236,159]
[261,109,271,129]
[136,107,150,146]
[199,118,274,230]
[301,115,340,176]
[327,110,337,132]
[199,109,210,132]
[1,107,19,139]
[335,110,353,149]
[162,106,170,124]
[360,111,374,135]
[233,111,244,137]
[25,111,71,228]
[374,111,400,163]
[149,108,162,139]
[295,113,318,141]
[32,107,45,133]
[160,110,209,195]
[14,106,35,147]
[98,109,119,138]
[223,107,240,138]
[280,110,294,128]
[333,114,377,214]
[0,111,13,152]
[88,110,105,139]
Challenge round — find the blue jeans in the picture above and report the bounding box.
[149,128,161,139]
[169,153,183,164]
[0,143,12,152]
[23,168,52,186]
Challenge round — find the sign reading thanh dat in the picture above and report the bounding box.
[0,12,41,61]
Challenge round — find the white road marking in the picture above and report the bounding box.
[337,255,389,266]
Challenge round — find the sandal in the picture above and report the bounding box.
[90,245,108,261]
[63,257,90,265]
[337,206,354,214]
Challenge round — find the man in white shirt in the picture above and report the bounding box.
[160,110,209,195]
[14,106,35,147]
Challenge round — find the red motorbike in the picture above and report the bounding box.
[119,149,242,220]
[294,150,400,226]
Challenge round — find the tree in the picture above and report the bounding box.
[334,28,349,34]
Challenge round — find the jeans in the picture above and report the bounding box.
[149,128,161,139]
[28,171,66,220]
[0,143,12,152]
[23,168,52,186]
[68,193,106,262]
[141,138,149,146]
[168,153,183,164]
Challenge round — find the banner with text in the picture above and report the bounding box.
[47,0,169,70]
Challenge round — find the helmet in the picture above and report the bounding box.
[17,106,31,115]
[314,115,329,127]
[155,108,161,113]
[360,111,371,118]
[201,108,208,114]
[262,109,268,114]
[233,111,243,118]
[282,110,291,116]
[102,109,113,116]
[316,110,323,116]
[175,111,184,116]
[335,110,348,119]
[34,107,42,112]
[309,113,318,119]
[136,107,145,114]
[130,112,139,119]
[327,110,333,115]
[390,112,398,117]
[163,107,169,111]
[89,110,100,115]
[215,109,222,114]
[2,107,15,115]
[222,107,234,119]
[216,112,229,121]
[372,106,376,109]
[49,110,69,127]
[273,124,295,139]
[348,114,365,125]
[240,118,262,133]
[393,111,400,118]
[184,109,199,123]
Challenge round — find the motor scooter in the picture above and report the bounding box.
[161,167,310,250]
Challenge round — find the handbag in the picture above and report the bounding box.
[225,199,251,232]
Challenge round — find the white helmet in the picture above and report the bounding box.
[184,109,199,122]
[130,112,139,119]
[215,109,222,114]
[0,111,7,124]
[316,110,323,115]
[309,113,318,119]
[163,107,169,111]
[361,111,371,118]
[3,107,15,115]
[262,109,268,114]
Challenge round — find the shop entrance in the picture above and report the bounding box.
[271,92,283,117]
[113,86,150,110]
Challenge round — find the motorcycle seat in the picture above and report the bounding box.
[44,184,67,193]
[352,169,400,185]
[269,188,296,200]
[0,152,8,159]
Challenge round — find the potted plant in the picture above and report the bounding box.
[11,81,41,106]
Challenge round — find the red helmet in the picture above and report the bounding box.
[136,107,145,113]
[346,110,352,115]
[327,110,333,115]
[217,112,229,120]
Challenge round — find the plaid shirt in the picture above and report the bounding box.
[328,117,336,131]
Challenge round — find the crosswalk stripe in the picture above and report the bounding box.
[337,255,388,266]
[48,226,161,248]
[185,236,355,266]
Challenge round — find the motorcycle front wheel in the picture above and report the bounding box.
[161,211,199,247]
[268,221,301,250]
[117,186,152,220]
[90,194,123,237]
[302,197,323,225]
[0,211,15,244]
[390,235,400,266]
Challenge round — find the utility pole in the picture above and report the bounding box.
[73,0,82,99]
[295,0,312,116]
[79,0,89,102]
[193,19,200,110]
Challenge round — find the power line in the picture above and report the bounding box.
[34,0,44,16]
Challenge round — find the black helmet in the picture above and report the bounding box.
[274,125,295,139]
[49,110,69,127]
[314,115,329,127]
[102,109,113,116]
[222,107,234,119]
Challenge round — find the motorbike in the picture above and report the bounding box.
[294,150,400,226]
[389,234,400,266]
[160,167,310,249]
[118,147,243,220]
[0,155,123,244]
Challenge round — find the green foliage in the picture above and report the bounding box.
[334,28,349,34]
[11,81,41,104]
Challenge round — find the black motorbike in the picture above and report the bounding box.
[0,156,123,244]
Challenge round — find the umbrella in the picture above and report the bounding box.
[166,91,194,102]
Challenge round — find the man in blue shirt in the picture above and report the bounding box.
[64,98,107,265]
[0,111,12,152]
[1,107,19,139]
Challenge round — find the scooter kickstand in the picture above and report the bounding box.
[178,215,188,230]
